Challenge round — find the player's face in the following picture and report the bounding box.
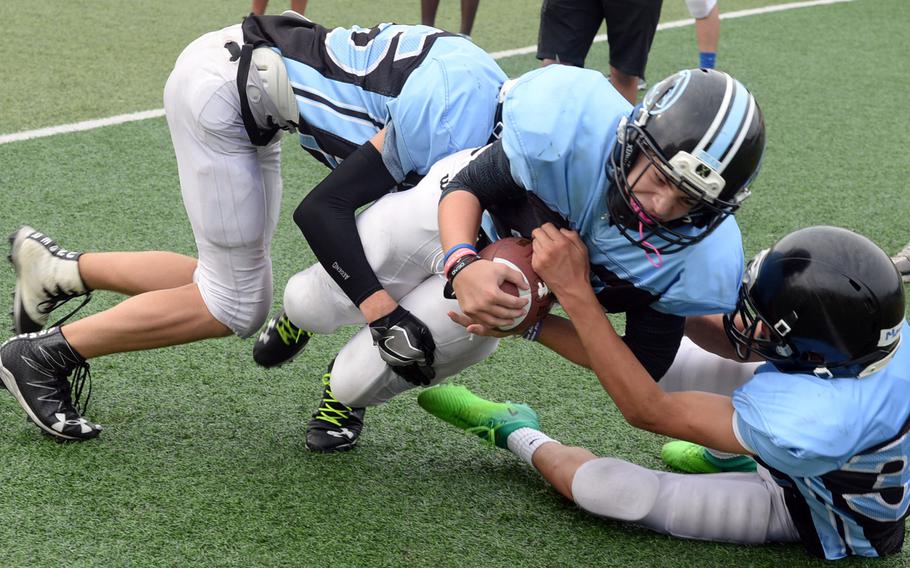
[626,156,699,224]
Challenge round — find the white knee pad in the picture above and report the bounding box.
[685,0,717,19]
[283,265,362,335]
[572,458,661,522]
[194,263,272,337]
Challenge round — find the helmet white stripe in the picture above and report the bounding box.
[692,73,734,157]
[720,91,757,170]
[704,79,750,172]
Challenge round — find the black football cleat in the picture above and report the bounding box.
[8,226,91,334]
[0,328,101,441]
[253,310,314,368]
[305,364,365,452]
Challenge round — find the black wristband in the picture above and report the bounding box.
[446,254,482,283]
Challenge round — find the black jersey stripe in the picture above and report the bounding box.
[292,87,385,129]
[243,16,452,97]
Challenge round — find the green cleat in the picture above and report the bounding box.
[661,440,757,474]
[418,384,539,449]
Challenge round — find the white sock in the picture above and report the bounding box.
[507,427,558,466]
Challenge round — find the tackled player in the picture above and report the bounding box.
[255,67,766,452]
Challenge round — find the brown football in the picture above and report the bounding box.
[479,237,555,333]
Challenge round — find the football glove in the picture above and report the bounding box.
[369,306,436,386]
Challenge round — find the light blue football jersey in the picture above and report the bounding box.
[243,17,506,178]
[499,65,744,316]
[733,321,910,559]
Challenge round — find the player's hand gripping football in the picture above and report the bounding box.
[450,259,529,330]
[447,310,518,338]
[531,223,590,302]
[369,306,436,385]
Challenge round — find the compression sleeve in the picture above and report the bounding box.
[293,141,397,307]
[622,306,686,380]
[439,140,526,209]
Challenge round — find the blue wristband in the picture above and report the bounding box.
[443,243,478,264]
[522,319,544,342]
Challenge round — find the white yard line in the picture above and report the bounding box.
[0,0,855,146]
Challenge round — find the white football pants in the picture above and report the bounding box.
[164,24,283,338]
[571,340,798,545]
[284,149,499,406]
[660,336,762,396]
[572,457,800,544]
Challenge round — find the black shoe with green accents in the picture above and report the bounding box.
[305,362,365,453]
[253,310,314,368]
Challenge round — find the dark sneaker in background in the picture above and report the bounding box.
[253,310,313,368]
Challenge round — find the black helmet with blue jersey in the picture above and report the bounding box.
[608,68,766,253]
[724,226,906,378]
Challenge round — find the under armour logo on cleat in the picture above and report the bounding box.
[51,413,94,434]
[326,428,355,439]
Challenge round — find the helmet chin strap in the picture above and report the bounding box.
[630,200,663,268]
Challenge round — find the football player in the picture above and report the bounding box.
[256,67,765,451]
[0,14,505,441]
[420,226,909,560]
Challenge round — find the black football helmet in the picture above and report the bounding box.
[724,226,906,378]
[608,68,766,254]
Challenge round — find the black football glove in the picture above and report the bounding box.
[369,306,436,386]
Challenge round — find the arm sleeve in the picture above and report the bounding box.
[439,140,527,209]
[622,305,686,380]
[293,141,397,308]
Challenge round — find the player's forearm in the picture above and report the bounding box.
[557,287,677,432]
[438,190,483,251]
[293,140,396,309]
[685,314,763,362]
[536,314,591,368]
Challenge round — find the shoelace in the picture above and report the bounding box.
[68,361,92,416]
[38,286,93,328]
[465,424,498,446]
[313,373,353,427]
[275,315,307,346]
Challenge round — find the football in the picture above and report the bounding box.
[479,237,555,333]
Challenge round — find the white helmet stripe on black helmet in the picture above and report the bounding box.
[691,71,734,166]
[720,87,757,172]
[694,75,754,173]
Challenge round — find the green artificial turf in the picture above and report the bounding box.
[0,0,908,566]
